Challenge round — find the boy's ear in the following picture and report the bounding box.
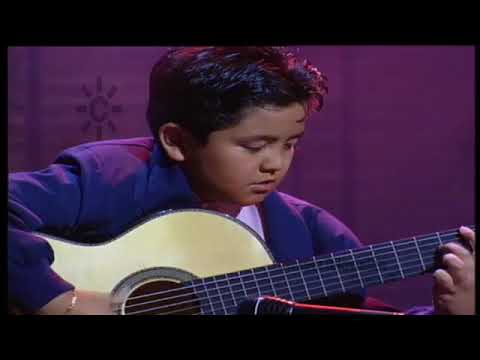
[158,123,193,162]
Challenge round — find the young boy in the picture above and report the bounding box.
[8,47,475,315]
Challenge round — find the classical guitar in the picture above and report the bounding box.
[32,209,474,315]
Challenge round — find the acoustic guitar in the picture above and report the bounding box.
[32,209,474,315]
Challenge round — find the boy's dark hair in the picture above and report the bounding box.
[147,46,328,145]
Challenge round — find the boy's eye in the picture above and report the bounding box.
[242,143,266,152]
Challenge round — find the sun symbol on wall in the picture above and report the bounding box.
[75,76,123,140]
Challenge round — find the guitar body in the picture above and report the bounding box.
[37,209,274,314]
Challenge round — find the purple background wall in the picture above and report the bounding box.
[8,46,475,311]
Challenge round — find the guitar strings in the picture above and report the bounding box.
[124,252,441,315]
[117,229,463,308]
[114,226,474,314]
[120,248,438,311]
[114,228,470,311]
[116,231,464,313]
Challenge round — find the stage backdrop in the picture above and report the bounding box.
[8,46,475,311]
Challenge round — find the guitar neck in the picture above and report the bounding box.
[192,225,475,314]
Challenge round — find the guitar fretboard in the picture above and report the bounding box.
[189,225,475,315]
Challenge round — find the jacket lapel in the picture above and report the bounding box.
[262,192,314,263]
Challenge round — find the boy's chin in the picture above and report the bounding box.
[236,192,271,206]
[208,190,272,207]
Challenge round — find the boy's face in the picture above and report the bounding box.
[182,102,306,206]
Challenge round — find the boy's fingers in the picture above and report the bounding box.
[433,269,455,294]
[459,226,475,253]
[442,253,467,285]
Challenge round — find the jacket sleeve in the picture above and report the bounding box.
[8,150,95,313]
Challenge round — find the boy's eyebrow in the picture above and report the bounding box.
[238,131,305,142]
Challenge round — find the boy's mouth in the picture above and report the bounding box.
[254,179,276,185]
[250,180,276,193]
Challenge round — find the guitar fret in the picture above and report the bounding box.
[395,240,425,277]
[250,269,262,295]
[284,264,308,300]
[241,270,259,299]
[313,256,328,296]
[217,275,237,313]
[280,263,295,300]
[370,245,384,284]
[237,271,248,298]
[191,280,205,315]
[436,232,443,246]
[213,277,228,314]
[224,275,238,307]
[296,260,311,300]
[331,253,345,293]
[266,268,278,297]
[200,277,215,315]
[349,249,365,288]
[268,266,289,299]
[257,267,275,295]
[301,262,324,299]
[413,236,427,271]
[225,272,249,312]
[391,241,405,279]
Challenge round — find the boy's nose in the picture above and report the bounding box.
[260,152,283,174]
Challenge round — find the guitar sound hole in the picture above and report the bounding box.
[124,280,200,315]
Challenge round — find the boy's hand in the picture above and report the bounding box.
[433,226,475,315]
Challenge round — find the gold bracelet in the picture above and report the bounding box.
[64,290,77,315]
